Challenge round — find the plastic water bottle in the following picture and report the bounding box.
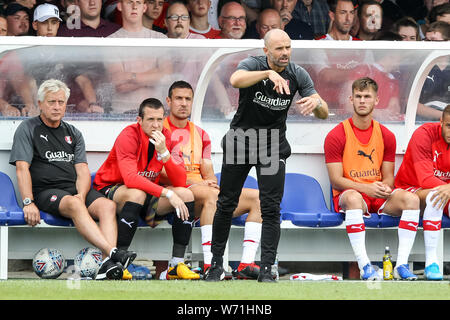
[382,246,393,280]
[271,254,279,281]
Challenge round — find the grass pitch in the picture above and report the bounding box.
[0,279,449,300]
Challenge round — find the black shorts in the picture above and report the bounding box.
[98,184,159,217]
[35,186,105,217]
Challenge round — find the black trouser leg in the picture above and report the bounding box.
[256,158,286,266]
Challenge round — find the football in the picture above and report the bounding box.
[74,247,103,278]
[32,248,65,279]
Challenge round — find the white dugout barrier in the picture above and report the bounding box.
[0,38,449,279]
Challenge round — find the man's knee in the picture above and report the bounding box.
[340,190,364,210]
[59,195,87,218]
[119,188,147,205]
[396,190,420,210]
[202,188,218,209]
[90,198,116,220]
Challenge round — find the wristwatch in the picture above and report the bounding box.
[23,198,34,206]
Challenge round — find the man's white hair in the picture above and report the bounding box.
[37,79,70,103]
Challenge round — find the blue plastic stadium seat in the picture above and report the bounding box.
[0,171,26,226]
[40,211,74,227]
[281,173,343,227]
[215,173,258,226]
[91,171,96,188]
[363,214,400,228]
[215,173,258,189]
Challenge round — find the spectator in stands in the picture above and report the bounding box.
[340,50,403,120]
[162,80,263,278]
[32,3,62,37]
[394,105,450,281]
[324,77,421,281]
[108,0,166,37]
[9,79,137,280]
[256,8,282,38]
[428,2,450,25]
[244,8,282,39]
[416,55,450,120]
[425,0,449,12]
[0,51,22,116]
[217,1,247,39]
[392,16,420,41]
[0,49,38,116]
[5,3,30,36]
[425,20,450,40]
[0,15,7,35]
[417,0,450,40]
[187,0,221,38]
[59,0,77,23]
[165,1,205,38]
[93,97,200,280]
[314,0,381,115]
[293,0,329,37]
[270,0,314,39]
[205,29,328,283]
[349,1,359,37]
[373,0,405,32]
[241,0,264,24]
[0,48,29,117]
[57,0,120,37]
[317,0,357,40]
[106,0,170,113]
[356,0,382,40]
[208,0,222,29]
[17,3,103,114]
[15,0,36,10]
[142,0,167,33]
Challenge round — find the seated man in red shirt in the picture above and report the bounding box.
[324,77,420,280]
[394,104,450,280]
[162,80,262,279]
[94,98,199,280]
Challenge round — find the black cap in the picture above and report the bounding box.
[5,3,30,17]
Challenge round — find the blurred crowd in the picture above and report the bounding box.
[0,0,448,120]
[0,0,448,40]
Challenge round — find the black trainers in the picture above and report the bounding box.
[257,264,276,283]
[204,262,225,282]
[232,263,260,280]
[96,258,123,280]
[110,248,137,269]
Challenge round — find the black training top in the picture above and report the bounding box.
[224,55,317,161]
[9,116,86,194]
[230,55,317,132]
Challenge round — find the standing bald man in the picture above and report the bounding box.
[205,29,328,282]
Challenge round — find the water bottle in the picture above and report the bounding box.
[271,254,279,281]
[382,246,393,280]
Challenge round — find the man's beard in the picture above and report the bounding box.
[227,29,244,39]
